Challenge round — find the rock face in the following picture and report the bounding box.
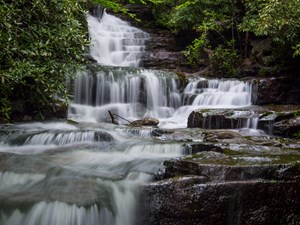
[187,109,258,129]
[252,77,300,105]
[138,155,300,225]
[187,107,300,138]
[142,29,191,72]
[138,129,300,225]
[139,175,300,225]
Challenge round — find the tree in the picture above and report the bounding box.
[0,0,89,121]
[240,0,300,57]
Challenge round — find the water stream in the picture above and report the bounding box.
[0,11,259,225]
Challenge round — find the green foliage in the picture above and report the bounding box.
[183,35,208,66]
[150,0,234,34]
[209,41,241,77]
[240,0,300,57]
[0,0,88,121]
[146,0,300,72]
[293,131,300,139]
[147,0,243,69]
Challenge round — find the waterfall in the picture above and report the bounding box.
[71,70,253,127]
[71,11,255,128]
[0,121,186,225]
[71,68,182,123]
[87,11,150,67]
[0,11,259,225]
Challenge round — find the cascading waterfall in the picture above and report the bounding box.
[0,10,259,225]
[72,10,255,128]
[0,122,186,225]
[71,70,254,128]
[71,68,182,123]
[87,11,149,67]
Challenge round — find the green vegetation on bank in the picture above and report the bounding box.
[140,0,300,75]
[0,0,89,122]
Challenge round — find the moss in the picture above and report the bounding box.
[292,111,299,117]
[223,148,243,156]
[259,111,274,119]
[292,131,300,139]
[292,161,300,171]
[175,72,188,87]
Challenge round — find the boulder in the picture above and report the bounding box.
[138,153,300,225]
[252,77,300,105]
[258,109,300,137]
[187,109,258,129]
[130,117,159,127]
[139,176,300,225]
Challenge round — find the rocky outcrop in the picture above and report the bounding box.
[187,109,258,129]
[142,29,191,71]
[252,77,300,105]
[187,107,300,138]
[139,174,300,225]
[259,109,300,137]
[138,127,300,225]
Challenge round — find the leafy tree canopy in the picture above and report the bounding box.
[240,0,300,57]
[0,0,89,121]
[144,0,300,73]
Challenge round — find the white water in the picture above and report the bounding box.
[72,11,255,128]
[88,11,149,67]
[71,71,253,128]
[0,122,185,225]
[0,11,258,225]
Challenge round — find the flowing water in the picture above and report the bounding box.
[0,11,259,225]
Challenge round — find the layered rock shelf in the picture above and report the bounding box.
[138,129,300,225]
[187,106,300,138]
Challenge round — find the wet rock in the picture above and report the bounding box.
[187,109,258,129]
[139,177,300,225]
[258,109,300,137]
[151,129,174,137]
[138,130,300,225]
[273,116,300,138]
[138,150,300,225]
[187,107,300,138]
[203,130,242,141]
[163,156,298,181]
[130,117,159,127]
[152,128,204,142]
[187,143,223,154]
[252,77,300,105]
